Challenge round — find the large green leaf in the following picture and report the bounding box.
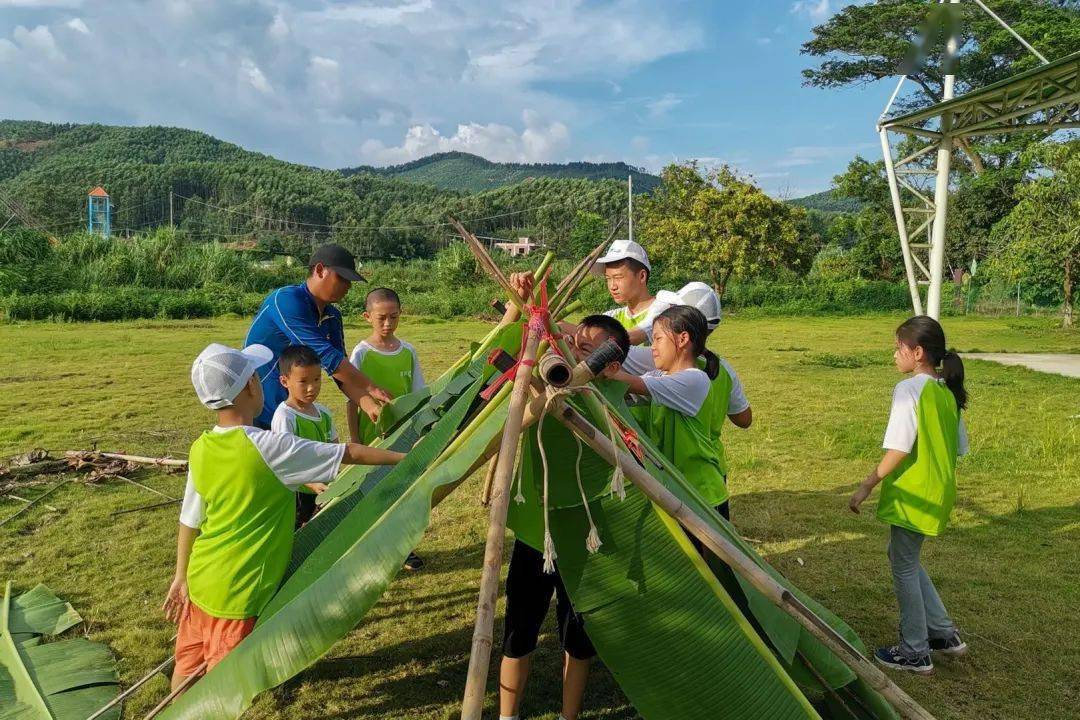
[0,583,120,720]
[159,372,506,720]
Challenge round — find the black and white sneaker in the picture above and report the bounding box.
[874,645,933,673]
[929,632,968,656]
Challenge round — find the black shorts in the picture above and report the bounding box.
[502,540,596,661]
[295,491,317,528]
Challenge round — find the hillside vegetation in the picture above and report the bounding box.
[341,151,660,193]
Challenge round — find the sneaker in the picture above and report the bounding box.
[403,551,425,571]
[929,632,968,656]
[874,645,933,673]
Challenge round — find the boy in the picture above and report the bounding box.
[271,344,338,527]
[499,294,631,720]
[163,342,403,690]
[347,288,425,445]
[347,287,426,570]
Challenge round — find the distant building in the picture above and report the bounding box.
[87,186,111,237]
[493,236,538,257]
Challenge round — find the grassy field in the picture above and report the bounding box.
[1,313,1078,720]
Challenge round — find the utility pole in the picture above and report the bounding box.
[627,174,633,243]
[169,190,174,230]
[926,0,960,319]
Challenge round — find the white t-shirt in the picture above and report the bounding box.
[179,425,345,529]
[348,340,426,392]
[882,374,969,455]
[639,368,712,417]
[624,347,749,415]
[270,402,338,441]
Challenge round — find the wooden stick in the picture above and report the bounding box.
[113,476,178,501]
[0,480,70,528]
[448,217,522,310]
[550,220,622,315]
[460,325,542,720]
[65,451,188,469]
[0,459,69,479]
[142,662,206,720]
[111,498,181,517]
[552,402,938,720]
[87,656,175,720]
[478,454,499,507]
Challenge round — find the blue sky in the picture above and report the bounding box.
[0,0,896,197]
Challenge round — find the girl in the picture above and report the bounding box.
[850,315,969,673]
[613,305,728,516]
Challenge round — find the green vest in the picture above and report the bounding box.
[291,406,334,442]
[692,359,734,478]
[187,428,295,619]
[634,399,729,507]
[877,380,961,537]
[354,343,418,444]
[609,305,651,332]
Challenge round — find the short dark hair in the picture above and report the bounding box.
[365,287,401,310]
[579,314,630,360]
[603,258,650,282]
[279,345,321,375]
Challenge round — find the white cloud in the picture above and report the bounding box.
[361,110,570,165]
[307,0,433,27]
[756,37,772,46]
[64,17,89,34]
[240,58,273,94]
[0,0,81,6]
[791,0,831,22]
[646,93,682,119]
[12,24,63,61]
[775,144,872,168]
[268,12,288,39]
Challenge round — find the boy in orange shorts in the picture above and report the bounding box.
[163,342,403,689]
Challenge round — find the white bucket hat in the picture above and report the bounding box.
[591,239,651,275]
[655,281,722,330]
[191,343,274,410]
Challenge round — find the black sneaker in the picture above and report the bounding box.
[874,645,933,673]
[403,551,424,571]
[929,632,968,656]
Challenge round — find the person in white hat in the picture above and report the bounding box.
[620,282,752,520]
[590,239,670,345]
[164,343,404,693]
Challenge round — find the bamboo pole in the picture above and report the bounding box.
[549,221,621,314]
[87,656,175,720]
[65,451,188,469]
[478,455,498,507]
[0,480,70,528]
[460,325,542,720]
[552,402,938,720]
[142,662,206,720]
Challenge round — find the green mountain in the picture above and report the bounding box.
[341,151,659,193]
[0,120,627,259]
[787,189,862,214]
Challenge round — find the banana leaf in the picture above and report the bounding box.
[159,371,508,720]
[0,583,120,720]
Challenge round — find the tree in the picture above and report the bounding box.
[637,163,812,299]
[989,141,1080,327]
[566,211,607,258]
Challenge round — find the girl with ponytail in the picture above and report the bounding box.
[613,305,730,517]
[849,315,970,674]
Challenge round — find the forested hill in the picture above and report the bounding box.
[341,151,660,193]
[787,189,862,214]
[0,120,628,259]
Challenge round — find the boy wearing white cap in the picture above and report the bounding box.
[622,282,752,519]
[164,343,404,691]
[591,239,670,345]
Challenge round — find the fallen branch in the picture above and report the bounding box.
[65,451,187,470]
[111,498,182,517]
[0,480,71,528]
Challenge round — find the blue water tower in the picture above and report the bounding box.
[87,186,111,236]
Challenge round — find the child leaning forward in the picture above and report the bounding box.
[163,342,403,691]
[849,315,969,674]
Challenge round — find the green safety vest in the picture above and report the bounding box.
[290,406,335,443]
[354,343,418,444]
[187,428,295,619]
[608,305,651,332]
[634,396,729,507]
[877,380,962,537]
[694,360,735,478]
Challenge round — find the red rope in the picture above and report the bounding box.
[481,270,555,401]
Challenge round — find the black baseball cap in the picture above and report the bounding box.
[308,244,365,282]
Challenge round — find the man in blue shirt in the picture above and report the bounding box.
[245,244,390,429]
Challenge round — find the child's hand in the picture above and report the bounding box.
[849,483,873,513]
[509,271,534,301]
[305,482,329,494]
[162,577,188,624]
[359,395,383,423]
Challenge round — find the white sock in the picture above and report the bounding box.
[499,716,518,720]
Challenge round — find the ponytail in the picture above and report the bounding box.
[896,315,968,411]
[941,350,967,410]
[655,305,719,379]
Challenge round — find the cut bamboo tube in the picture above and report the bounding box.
[460,325,542,720]
[553,402,938,720]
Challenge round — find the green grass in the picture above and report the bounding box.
[1,314,1078,720]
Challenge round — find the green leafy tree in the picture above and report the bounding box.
[989,141,1080,326]
[638,163,812,299]
[566,211,607,258]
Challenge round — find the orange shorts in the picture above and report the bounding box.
[174,602,256,677]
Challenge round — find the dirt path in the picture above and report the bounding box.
[963,353,1080,379]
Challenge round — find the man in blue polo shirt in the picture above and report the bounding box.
[245,243,391,430]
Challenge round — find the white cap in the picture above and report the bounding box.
[655,282,722,330]
[191,343,274,410]
[591,239,651,275]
